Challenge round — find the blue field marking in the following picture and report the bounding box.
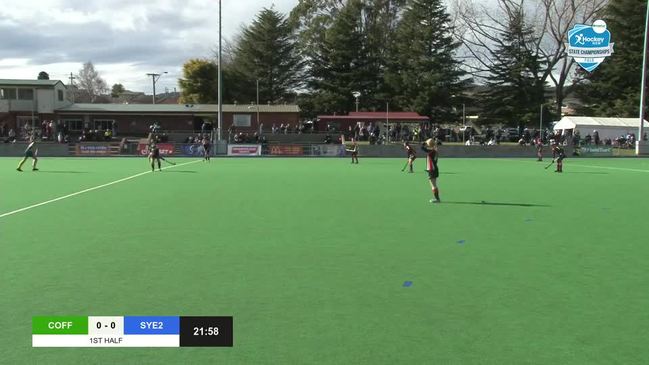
[457,239,466,244]
[403,281,413,287]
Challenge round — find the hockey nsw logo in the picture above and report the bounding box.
[567,20,614,72]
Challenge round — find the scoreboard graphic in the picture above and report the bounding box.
[32,316,233,347]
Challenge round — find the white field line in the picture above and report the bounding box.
[565,163,649,173]
[499,158,649,173]
[0,159,202,219]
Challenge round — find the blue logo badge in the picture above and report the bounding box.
[567,20,614,72]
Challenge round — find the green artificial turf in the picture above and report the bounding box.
[1,156,649,364]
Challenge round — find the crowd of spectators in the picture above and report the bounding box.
[232,132,266,144]
[269,122,313,134]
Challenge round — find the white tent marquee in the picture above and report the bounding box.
[553,116,648,140]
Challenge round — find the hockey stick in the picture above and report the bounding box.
[544,160,555,169]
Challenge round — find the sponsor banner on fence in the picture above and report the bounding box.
[228,144,261,156]
[311,144,345,156]
[138,143,175,156]
[269,145,304,156]
[180,144,207,157]
[579,146,613,156]
[75,144,113,156]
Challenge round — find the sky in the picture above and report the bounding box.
[0,0,299,94]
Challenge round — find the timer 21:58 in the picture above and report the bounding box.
[193,327,219,336]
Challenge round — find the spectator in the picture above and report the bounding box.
[644,132,648,141]
[572,131,581,147]
[593,130,600,145]
[6,128,16,143]
[0,123,5,137]
[104,129,113,141]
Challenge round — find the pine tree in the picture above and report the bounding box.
[308,0,374,114]
[232,8,302,104]
[575,0,647,117]
[481,10,545,126]
[385,0,467,121]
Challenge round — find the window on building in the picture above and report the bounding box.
[58,90,64,101]
[94,119,114,131]
[232,114,252,127]
[64,119,84,131]
[17,89,34,100]
[0,88,17,100]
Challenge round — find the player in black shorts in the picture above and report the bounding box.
[346,138,359,164]
[403,142,416,173]
[421,138,440,203]
[551,141,565,173]
[148,142,162,172]
[17,139,39,172]
[202,136,211,162]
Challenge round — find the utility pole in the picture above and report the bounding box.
[146,72,167,104]
[68,72,76,102]
[638,0,649,154]
[217,0,223,141]
[256,79,260,129]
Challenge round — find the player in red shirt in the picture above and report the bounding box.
[535,137,543,161]
[201,136,211,162]
[421,138,440,203]
[403,142,416,173]
[551,140,565,173]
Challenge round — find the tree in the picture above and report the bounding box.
[454,0,607,117]
[76,61,108,103]
[385,0,468,121]
[231,8,303,104]
[540,0,607,117]
[481,9,546,126]
[178,59,218,104]
[291,0,407,112]
[111,83,125,98]
[37,71,49,80]
[575,0,645,117]
[307,0,371,114]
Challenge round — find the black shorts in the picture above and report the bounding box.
[427,169,439,179]
[556,156,565,162]
[409,155,416,161]
[203,146,211,153]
